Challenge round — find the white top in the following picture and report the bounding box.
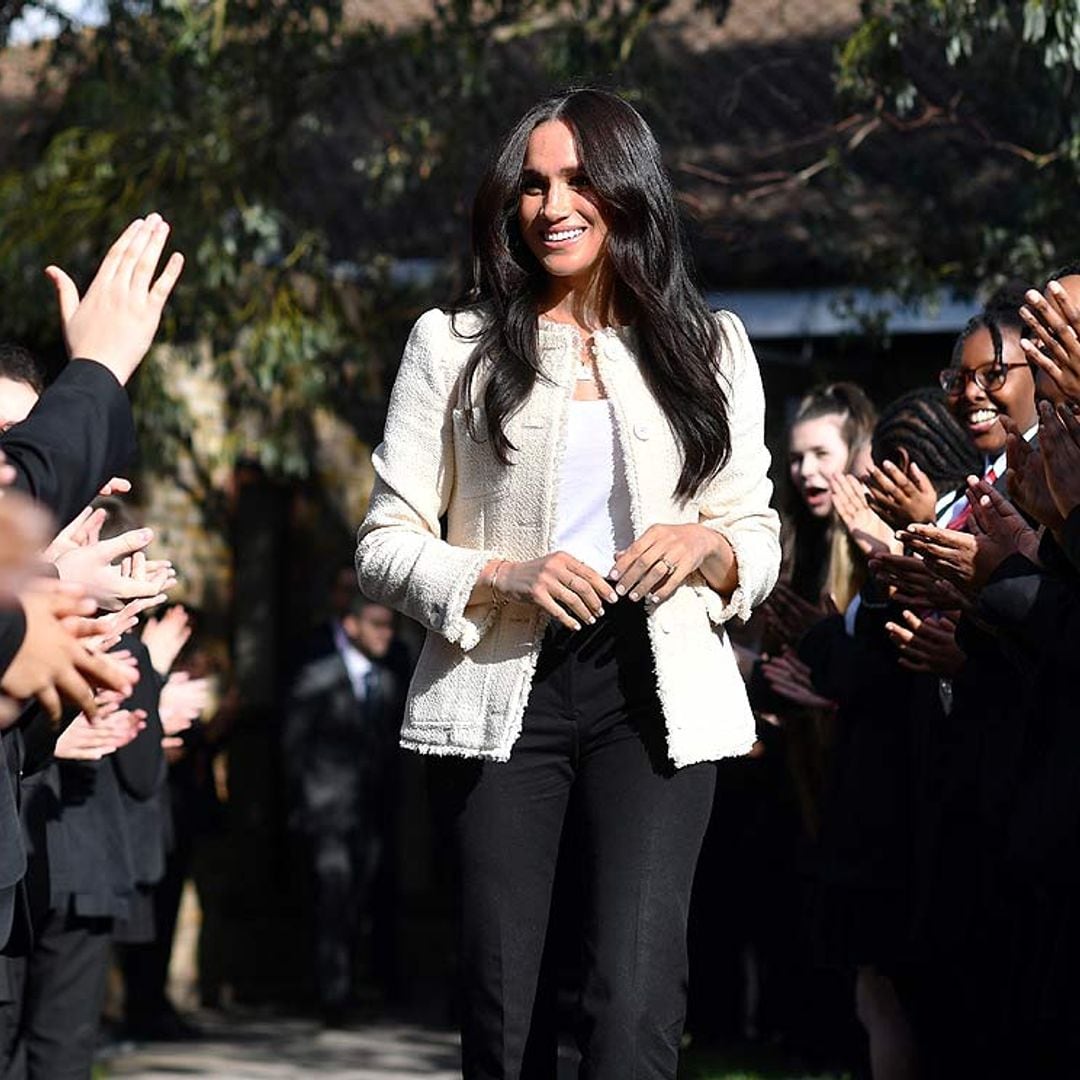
[552,399,635,575]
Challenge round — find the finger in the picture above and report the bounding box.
[42,266,81,331]
[908,461,931,491]
[130,216,170,294]
[100,527,154,562]
[648,563,692,605]
[1057,401,1080,444]
[149,251,185,305]
[552,581,598,626]
[55,663,97,719]
[1022,337,1069,384]
[883,459,915,496]
[560,569,606,618]
[95,217,147,282]
[536,593,583,632]
[1047,279,1080,332]
[98,476,132,496]
[866,464,900,498]
[116,212,162,287]
[37,682,62,724]
[901,609,923,631]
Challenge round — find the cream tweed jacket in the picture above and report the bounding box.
[355,307,780,767]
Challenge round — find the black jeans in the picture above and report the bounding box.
[430,601,717,1080]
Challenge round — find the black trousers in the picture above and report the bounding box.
[430,601,717,1080]
[0,903,111,1080]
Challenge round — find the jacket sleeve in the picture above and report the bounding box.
[0,359,136,526]
[355,310,499,652]
[695,310,781,624]
[111,638,165,801]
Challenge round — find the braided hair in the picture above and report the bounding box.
[873,387,982,497]
[951,281,1028,368]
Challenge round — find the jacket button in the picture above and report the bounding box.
[633,421,652,440]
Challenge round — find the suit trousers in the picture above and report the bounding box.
[430,600,717,1080]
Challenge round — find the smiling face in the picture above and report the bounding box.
[951,325,1037,456]
[517,120,610,294]
[789,415,849,518]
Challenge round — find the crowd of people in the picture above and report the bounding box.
[729,276,1080,1078]
[0,215,215,1076]
[4,107,1080,1080]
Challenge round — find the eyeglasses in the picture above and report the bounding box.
[938,362,1028,396]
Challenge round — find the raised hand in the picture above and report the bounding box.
[41,505,108,564]
[140,605,192,676]
[1001,414,1062,531]
[865,459,938,530]
[53,526,174,611]
[761,648,836,709]
[885,609,966,675]
[44,213,184,387]
[967,477,1041,576]
[830,472,900,557]
[1038,400,1080,520]
[1019,282,1080,403]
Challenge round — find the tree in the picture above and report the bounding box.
[832,1,1080,293]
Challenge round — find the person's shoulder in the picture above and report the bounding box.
[409,305,490,347]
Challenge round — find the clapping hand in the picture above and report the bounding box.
[1019,282,1080,403]
[829,473,900,557]
[1038,400,1080,520]
[159,671,211,749]
[53,526,174,611]
[761,648,836,709]
[760,583,836,649]
[44,213,184,387]
[55,698,146,761]
[140,605,191,676]
[1001,414,1063,532]
[868,551,971,612]
[864,459,938,530]
[885,610,966,675]
[0,583,139,722]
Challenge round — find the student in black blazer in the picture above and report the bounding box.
[284,596,404,1023]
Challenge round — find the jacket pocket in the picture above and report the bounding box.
[451,408,511,499]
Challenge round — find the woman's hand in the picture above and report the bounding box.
[609,523,734,605]
[484,553,618,632]
[865,460,938,530]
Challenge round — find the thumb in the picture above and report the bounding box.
[101,527,154,562]
[44,266,80,328]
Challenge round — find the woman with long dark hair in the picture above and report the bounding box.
[356,88,780,1078]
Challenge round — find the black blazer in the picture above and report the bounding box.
[283,648,402,836]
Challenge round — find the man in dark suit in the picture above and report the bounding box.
[284,595,403,1025]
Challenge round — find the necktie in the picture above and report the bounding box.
[946,466,996,532]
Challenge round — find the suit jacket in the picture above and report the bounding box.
[356,308,781,766]
[283,649,402,836]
